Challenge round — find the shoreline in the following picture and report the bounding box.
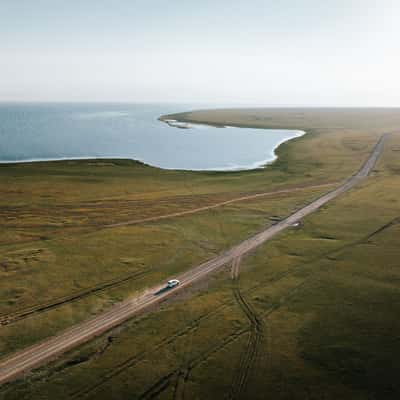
[0,128,305,172]
[157,116,305,171]
[0,110,306,172]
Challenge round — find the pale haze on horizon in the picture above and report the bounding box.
[1,0,399,106]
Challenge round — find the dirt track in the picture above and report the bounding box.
[104,182,337,228]
[0,182,336,328]
[229,257,263,399]
[0,134,387,386]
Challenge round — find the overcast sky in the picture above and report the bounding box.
[1,0,399,105]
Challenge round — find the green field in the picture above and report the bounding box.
[1,108,400,399]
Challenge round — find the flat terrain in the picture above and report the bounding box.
[0,133,386,385]
[0,108,400,399]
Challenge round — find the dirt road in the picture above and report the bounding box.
[0,134,387,386]
[105,182,337,228]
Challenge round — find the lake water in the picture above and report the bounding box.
[0,103,303,171]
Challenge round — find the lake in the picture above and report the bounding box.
[0,103,303,171]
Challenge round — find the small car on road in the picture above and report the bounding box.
[167,279,180,288]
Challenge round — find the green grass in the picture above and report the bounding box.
[1,108,400,399]
[0,187,326,355]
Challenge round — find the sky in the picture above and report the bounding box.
[1,0,399,105]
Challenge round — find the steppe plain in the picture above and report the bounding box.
[1,108,400,399]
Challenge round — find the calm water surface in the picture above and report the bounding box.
[0,103,303,170]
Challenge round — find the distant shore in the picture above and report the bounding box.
[0,105,306,171]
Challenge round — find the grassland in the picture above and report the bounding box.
[1,108,400,399]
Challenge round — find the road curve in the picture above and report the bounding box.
[0,134,387,386]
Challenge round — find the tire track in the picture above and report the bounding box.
[364,216,400,241]
[137,372,176,400]
[103,182,336,229]
[136,329,249,400]
[0,270,147,326]
[136,268,313,400]
[172,368,191,400]
[70,299,234,399]
[229,257,263,399]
